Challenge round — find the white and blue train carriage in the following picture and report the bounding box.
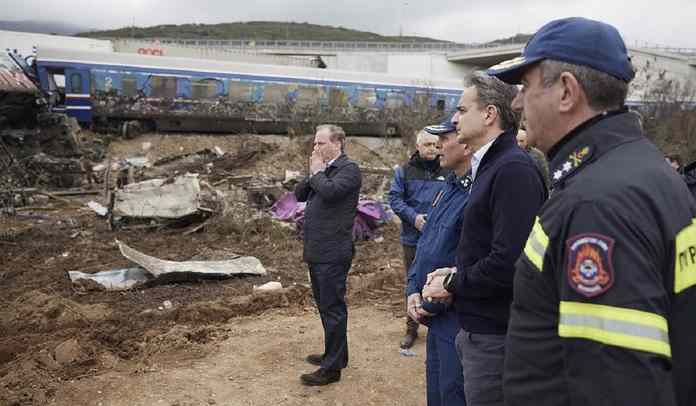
[33,47,465,135]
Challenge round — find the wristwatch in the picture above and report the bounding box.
[443,270,457,293]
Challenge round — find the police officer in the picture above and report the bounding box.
[406,120,472,406]
[486,17,696,405]
[389,129,450,349]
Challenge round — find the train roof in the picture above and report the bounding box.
[36,48,465,93]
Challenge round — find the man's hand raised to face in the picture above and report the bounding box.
[310,150,327,175]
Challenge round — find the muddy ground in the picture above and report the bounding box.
[0,132,420,406]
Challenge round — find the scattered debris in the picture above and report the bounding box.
[254,281,283,292]
[68,241,269,291]
[117,240,267,279]
[68,267,152,291]
[110,174,225,228]
[2,130,408,405]
[113,174,203,219]
[283,169,302,183]
[86,201,109,216]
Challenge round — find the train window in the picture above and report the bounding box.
[51,73,66,90]
[356,89,376,108]
[192,79,222,100]
[263,84,289,103]
[296,85,319,106]
[122,76,138,97]
[70,73,82,93]
[150,76,177,99]
[329,88,347,107]
[385,92,404,109]
[229,81,253,102]
[436,99,446,111]
[413,93,429,109]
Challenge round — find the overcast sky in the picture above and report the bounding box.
[1,0,695,48]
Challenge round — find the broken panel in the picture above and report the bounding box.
[262,83,289,103]
[229,81,254,102]
[149,75,177,99]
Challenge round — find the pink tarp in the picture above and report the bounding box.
[270,192,389,241]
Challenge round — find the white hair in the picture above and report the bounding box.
[416,129,438,146]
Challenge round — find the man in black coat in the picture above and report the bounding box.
[683,160,696,200]
[294,124,362,386]
[422,72,546,406]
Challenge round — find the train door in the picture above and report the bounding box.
[64,68,92,124]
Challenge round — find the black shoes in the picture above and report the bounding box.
[400,319,419,349]
[400,332,417,349]
[300,367,341,386]
[305,353,324,366]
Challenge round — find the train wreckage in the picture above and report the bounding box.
[9,47,465,136]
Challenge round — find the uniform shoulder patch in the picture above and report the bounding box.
[566,233,615,297]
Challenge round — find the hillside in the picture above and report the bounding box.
[0,20,88,35]
[76,21,450,43]
[487,33,533,45]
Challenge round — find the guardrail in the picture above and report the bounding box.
[639,46,696,57]
[104,38,696,58]
[104,38,528,53]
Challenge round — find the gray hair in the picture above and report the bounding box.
[416,129,439,145]
[539,59,629,111]
[316,124,346,150]
[465,71,520,132]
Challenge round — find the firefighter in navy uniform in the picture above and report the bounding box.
[487,17,696,406]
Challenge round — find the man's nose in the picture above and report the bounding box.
[451,112,459,125]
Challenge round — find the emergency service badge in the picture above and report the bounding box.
[566,233,615,297]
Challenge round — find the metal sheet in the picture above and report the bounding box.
[67,268,151,290]
[117,240,267,278]
[113,174,201,219]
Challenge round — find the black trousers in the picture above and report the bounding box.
[308,261,350,371]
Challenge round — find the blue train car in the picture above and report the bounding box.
[33,48,464,135]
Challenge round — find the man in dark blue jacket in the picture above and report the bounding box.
[295,124,362,386]
[389,129,450,348]
[423,72,546,406]
[406,120,473,406]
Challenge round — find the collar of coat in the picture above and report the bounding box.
[446,171,473,191]
[408,151,442,172]
[472,128,518,178]
[547,109,643,190]
[327,154,350,170]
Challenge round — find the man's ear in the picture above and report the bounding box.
[558,72,584,113]
[484,105,499,127]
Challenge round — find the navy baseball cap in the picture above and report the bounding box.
[487,17,635,84]
[424,116,457,136]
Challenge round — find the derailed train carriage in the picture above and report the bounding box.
[32,48,464,136]
[0,52,40,127]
